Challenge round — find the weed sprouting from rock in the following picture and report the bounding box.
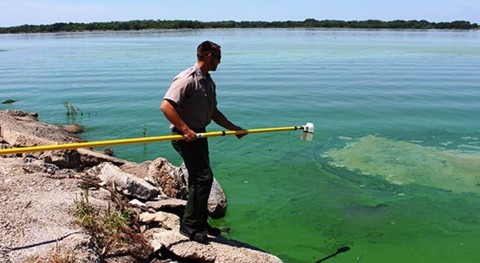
[63,101,83,117]
[73,183,152,261]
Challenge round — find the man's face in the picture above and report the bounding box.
[209,51,221,71]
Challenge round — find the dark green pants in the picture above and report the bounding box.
[172,135,213,230]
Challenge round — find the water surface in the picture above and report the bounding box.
[1,29,480,262]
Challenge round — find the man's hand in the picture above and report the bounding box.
[161,100,197,142]
[233,126,248,139]
[183,129,197,142]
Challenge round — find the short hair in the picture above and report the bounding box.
[197,41,221,59]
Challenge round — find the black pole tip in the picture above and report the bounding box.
[337,246,351,253]
[315,246,352,263]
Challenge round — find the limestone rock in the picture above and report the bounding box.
[208,176,228,219]
[76,148,126,167]
[145,157,186,199]
[0,110,126,169]
[60,124,84,134]
[0,157,93,263]
[139,211,180,230]
[145,228,283,263]
[145,198,187,218]
[120,159,152,180]
[179,164,228,219]
[0,110,82,147]
[129,199,147,207]
[121,158,227,218]
[56,233,101,263]
[145,198,187,211]
[98,162,159,201]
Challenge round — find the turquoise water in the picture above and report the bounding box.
[1,29,480,262]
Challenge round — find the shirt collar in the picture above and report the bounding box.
[194,63,210,81]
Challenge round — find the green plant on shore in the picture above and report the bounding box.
[63,101,83,117]
[74,187,134,255]
[142,123,147,137]
[2,99,17,104]
[74,187,96,230]
[73,185,151,261]
[23,244,77,263]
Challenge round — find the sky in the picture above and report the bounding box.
[0,0,478,27]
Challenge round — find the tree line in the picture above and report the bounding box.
[1,19,478,34]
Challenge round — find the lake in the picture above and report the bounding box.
[1,28,480,262]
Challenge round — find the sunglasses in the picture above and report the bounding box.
[211,53,221,62]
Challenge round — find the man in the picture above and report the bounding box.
[160,40,246,243]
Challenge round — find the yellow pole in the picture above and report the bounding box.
[0,125,304,155]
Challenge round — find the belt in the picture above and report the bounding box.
[172,127,206,134]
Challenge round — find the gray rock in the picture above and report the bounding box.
[145,198,187,211]
[0,157,100,263]
[129,199,147,207]
[145,157,186,199]
[60,124,84,134]
[179,163,228,219]
[145,228,283,263]
[145,198,187,218]
[0,110,126,169]
[57,233,101,263]
[139,211,180,230]
[0,110,81,147]
[121,159,152,179]
[123,158,227,218]
[98,162,159,201]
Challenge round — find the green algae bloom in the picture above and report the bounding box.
[325,135,480,194]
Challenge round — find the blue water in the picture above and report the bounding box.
[1,29,480,262]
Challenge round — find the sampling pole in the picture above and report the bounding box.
[0,123,314,155]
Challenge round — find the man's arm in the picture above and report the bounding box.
[160,99,196,141]
[212,108,247,139]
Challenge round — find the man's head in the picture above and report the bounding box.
[197,40,221,72]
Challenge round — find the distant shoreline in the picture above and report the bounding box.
[1,18,478,34]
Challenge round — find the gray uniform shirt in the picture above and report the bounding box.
[164,64,217,129]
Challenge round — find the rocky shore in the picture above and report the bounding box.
[0,110,283,263]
